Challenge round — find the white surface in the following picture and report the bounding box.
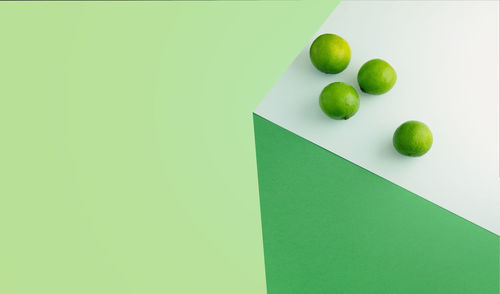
[255,1,500,235]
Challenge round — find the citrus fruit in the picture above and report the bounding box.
[310,34,351,74]
[357,59,397,94]
[319,82,359,120]
[393,121,433,157]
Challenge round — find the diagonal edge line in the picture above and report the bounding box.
[252,111,500,238]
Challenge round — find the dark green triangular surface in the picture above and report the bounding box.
[254,114,499,294]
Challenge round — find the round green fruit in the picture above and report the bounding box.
[319,82,359,120]
[357,59,397,95]
[310,34,351,74]
[393,121,433,157]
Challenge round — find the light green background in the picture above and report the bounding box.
[0,1,338,293]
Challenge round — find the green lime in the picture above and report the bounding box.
[357,59,397,95]
[310,34,351,74]
[393,121,433,157]
[319,82,359,120]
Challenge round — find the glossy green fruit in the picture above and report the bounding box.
[357,59,397,94]
[393,121,433,157]
[319,82,359,120]
[310,34,351,74]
